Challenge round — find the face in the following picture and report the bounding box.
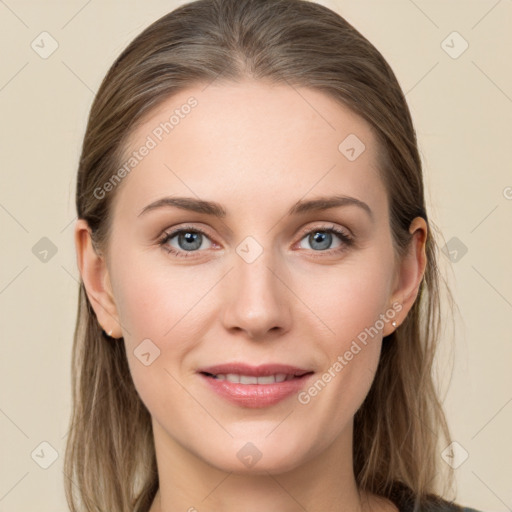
[82,80,410,474]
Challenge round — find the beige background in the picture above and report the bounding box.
[1,0,511,511]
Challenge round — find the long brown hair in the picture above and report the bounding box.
[66,1,457,511]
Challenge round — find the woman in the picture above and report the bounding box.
[66,0,482,511]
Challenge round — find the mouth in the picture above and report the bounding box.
[200,371,311,384]
[196,363,315,408]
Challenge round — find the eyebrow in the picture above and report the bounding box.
[137,195,374,221]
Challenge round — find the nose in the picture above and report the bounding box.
[221,244,292,341]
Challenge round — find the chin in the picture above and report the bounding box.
[195,433,314,475]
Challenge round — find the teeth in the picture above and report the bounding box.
[239,375,258,384]
[257,375,277,384]
[212,373,295,384]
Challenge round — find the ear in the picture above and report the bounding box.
[382,216,428,337]
[74,219,122,338]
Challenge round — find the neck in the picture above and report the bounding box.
[148,418,390,512]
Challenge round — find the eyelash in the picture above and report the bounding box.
[157,224,354,259]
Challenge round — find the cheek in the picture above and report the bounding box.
[110,253,218,404]
[112,249,215,343]
[292,261,390,424]
[297,260,392,347]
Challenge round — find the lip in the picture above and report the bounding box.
[197,363,312,377]
[197,363,314,408]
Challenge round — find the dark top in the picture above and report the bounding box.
[388,481,483,512]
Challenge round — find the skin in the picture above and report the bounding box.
[75,80,427,512]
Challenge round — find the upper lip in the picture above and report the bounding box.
[197,363,313,377]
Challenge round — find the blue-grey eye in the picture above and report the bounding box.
[299,230,343,251]
[166,230,212,252]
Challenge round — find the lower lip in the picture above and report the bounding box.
[199,373,314,408]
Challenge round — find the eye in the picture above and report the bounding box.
[158,225,214,258]
[158,223,354,259]
[296,224,354,256]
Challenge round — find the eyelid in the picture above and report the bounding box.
[157,222,354,258]
[294,222,353,242]
[157,224,218,255]
[292,223,354,257]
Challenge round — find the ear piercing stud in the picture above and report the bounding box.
[101,326,115,338]
[391,321,397,327]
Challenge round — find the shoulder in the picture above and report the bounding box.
[387,481,484,512]
[422,499,484,512]
[425,505,484,512]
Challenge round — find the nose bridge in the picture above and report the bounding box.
[222,235,291,337]
[236,244,279,300]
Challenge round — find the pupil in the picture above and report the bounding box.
[311,231,331,250]
[180,232,201,250]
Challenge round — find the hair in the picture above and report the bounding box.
[65,1,459,511]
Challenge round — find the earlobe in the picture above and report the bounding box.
[383,216,428,337]
[74,219,122,338]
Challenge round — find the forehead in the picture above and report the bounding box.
[112,80,387,221]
